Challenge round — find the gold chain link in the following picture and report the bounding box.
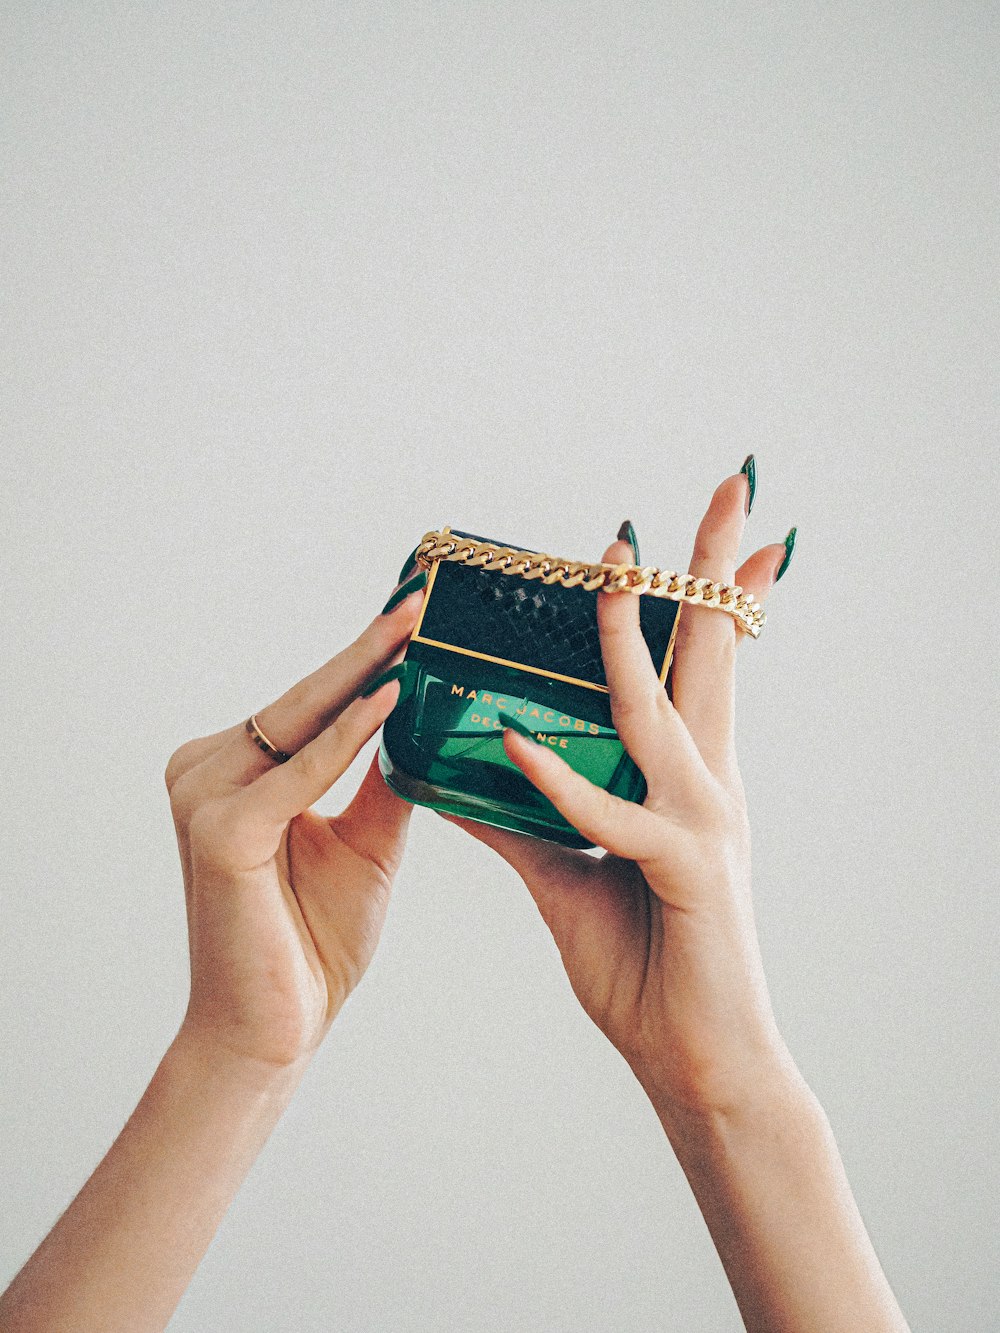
[414,530,766,638]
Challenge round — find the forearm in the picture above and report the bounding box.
[0,1027,304,1333]
[642,1054,909,1333]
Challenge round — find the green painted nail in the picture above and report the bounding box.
[776,526,797,581]
[616,519,640,564]
[396,545,421,584]
[381,570,427,615]
[360,660,411,698]
[740,454,756,515]
[501,711,541,743]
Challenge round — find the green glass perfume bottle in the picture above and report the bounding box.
[378,528,682,849]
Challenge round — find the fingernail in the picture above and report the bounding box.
[740,454,756,515]
[501,711,541,744]
[360,660,411,698]
[396,544,421,584]
[616,519,640,564]
[381,570,427,615]
[775,526,797,581]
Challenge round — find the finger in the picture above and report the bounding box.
[164,724,250,790]
[500,726,667,860]
[334,751,414,881]
[194,581,426,792]
[234,677,403,840]
[731,540,789,643]
[669,470,749,775]
[284,753,413,996]
[166,577,425,792]
[595,537,709,803]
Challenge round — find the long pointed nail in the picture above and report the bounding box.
[501,712,541,744]
[776,526,797,581]
[616,519,640,564]
[360,660,412,698]
[381,570,427,615]
[740,455,756,515]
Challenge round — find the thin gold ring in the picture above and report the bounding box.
[245,714,294,764]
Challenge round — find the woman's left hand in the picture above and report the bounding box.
[0,576,431,1333]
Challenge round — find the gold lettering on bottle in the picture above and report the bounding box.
[443,681,602,741]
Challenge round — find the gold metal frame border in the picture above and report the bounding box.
[409,536,683,696]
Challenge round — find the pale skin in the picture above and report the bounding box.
[0,468,910,1333]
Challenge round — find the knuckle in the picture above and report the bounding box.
[690,535,719,568]
[164,740,201,792]
[291,743,329,789]
[610,692,647,732]
[187,798,249,866]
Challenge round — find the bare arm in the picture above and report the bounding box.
[0,580,427,1332]
[452,463,909,1331]
[645,1058,906,1332]
[1,1035,302,1331]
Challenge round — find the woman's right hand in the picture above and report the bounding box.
[448,465,796,1116]
[450,470,912,1333]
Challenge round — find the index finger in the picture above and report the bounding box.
[190,575,427,791]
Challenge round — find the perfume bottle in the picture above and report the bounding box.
[378,529,682,849]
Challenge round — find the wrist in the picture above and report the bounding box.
[629,1021,800,1126]
[169,1021,312,1102]
[639,1041,813,1149]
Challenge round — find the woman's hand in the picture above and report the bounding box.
[163,572,428,1072]
[449,464,796,1115]
[449,470,911,1333]
[0,571,437,1333]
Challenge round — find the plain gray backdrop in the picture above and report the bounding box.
[2,3,997,1330]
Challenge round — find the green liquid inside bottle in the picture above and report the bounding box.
[379,644,647,849]
[378,528,679,849]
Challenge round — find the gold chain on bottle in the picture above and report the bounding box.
[414,530,766,638]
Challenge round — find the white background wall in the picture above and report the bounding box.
[2,3,997,1329]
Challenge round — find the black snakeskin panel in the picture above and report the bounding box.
[415,530,680,690]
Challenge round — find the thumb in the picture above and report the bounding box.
[335,751,414,880]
